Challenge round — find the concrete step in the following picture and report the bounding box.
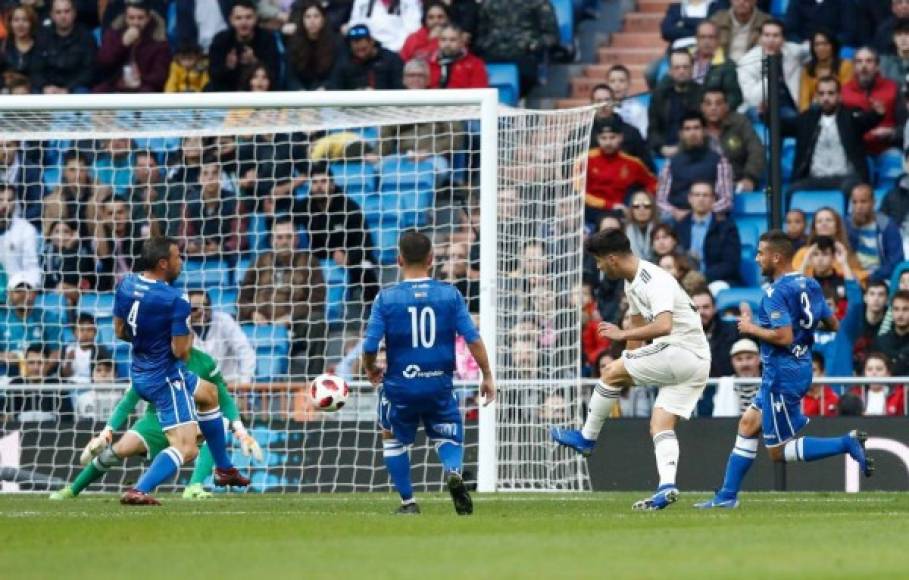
[598,46,666,65]
[637,0,674,13]
[623,12,663,33]
[610,31,661,48]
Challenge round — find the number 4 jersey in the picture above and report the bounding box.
[113,273,192,389]
[363,277,479,403]
[757,272,832,379]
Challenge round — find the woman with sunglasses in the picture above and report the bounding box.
[625,190,659,260]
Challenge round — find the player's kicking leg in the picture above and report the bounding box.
[428,394,472,515]
[378,389,421,515]
[190,375,249,488]
[693,403,762,509]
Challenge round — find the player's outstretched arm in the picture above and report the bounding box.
[467,339,495,405]
[362,351,384,386]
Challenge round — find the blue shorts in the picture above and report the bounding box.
[377,389,463,447]
[754,362,811,447]
[133,368,200,430]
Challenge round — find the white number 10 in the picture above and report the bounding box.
[407,306,436,348]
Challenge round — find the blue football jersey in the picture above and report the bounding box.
[363,278,480,402]
[113,274,191,388]
[757,273,832,370]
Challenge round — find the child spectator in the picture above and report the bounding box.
[164,42,209,92]
[803,352,839,417]
[851,352,906,415]
[60,313,102,384]
[785,208,808,252]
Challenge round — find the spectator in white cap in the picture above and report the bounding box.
[1,272,63,377]
[713,338,761,417]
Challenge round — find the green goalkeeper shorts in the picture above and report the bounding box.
[127,414,169,460]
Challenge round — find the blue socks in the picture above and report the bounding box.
[784,435,849,462]
[436,441,463,475]
[197,408,232,470]
[136,447,182,493]
[718,434,758,499]
[383,438,413,502]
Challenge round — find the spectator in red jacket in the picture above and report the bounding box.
[94,0,170,93]
[842,46,901,155]
[803,352,839,417]
[428,24,488,89]
[400,1,450,63]
[850,352,907,416]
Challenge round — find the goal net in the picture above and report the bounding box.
[0,91,594,494]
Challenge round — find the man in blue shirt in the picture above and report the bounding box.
[697,230,873,509]
[362,231,495,515]
[673,180,741,285]
[1,273,62,376]
[113,237,248,505]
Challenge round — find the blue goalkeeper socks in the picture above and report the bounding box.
[136,447,182,493]
[436,441,463,475]
[197,408,232,470]
[718,434,758,499]
[383,438,413,502]
[784,435,848,462]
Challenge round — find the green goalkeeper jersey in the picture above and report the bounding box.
[105,347,241,431]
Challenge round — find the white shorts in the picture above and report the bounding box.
[622,343,710,419]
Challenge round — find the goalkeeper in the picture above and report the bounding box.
[50,348,262,500]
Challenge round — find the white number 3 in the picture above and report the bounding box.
[799,292,813,330]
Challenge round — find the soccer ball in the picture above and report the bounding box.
[310,374,350,411]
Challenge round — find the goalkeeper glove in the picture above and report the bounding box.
[232,421,263,462]
[80,427,113,466]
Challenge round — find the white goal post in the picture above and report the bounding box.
[0,90,595,493]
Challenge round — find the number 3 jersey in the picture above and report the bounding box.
[113,273,192,389]
[758,273,831,376]
[363,278,479,403]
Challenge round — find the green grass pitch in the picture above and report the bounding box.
[1,492,908,579]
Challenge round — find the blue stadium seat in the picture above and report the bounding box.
[208,287,238,317]
[241,324,290,381]
[551,0,574,48]
[739,245,761,288]
[177,259,232,289]
[875,186,889,211]
[840,46,856,60]
[320,258,349,323]
[96,317,116,346]
[35,292,67,318]
[781,138,795,182]
[375,214,402,265]
[330,161,378,203]
[715,287,765,314]
[889,261,909,296]
[735,215,768,250]
[789,190,845,216]
[166,1,178,47]
[770,0,790,17]
[246,213,270,255]
[733,191,767,216]
[875,149,904,190]
[486,63,520,106]
[78,292,116,320]
[361,194,383,229]
[236,257,253,287]
[43,166,61,189]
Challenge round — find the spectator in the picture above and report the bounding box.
[872,0,909,54]
[94,0,170,93]
[284,1,344,91]
[648,49,702,156]
[799,29,854,111]
[701,88,764,192]
[474,0,558,96]
[658,251,706,294]
[651,222,681,259]
[41,149,97,237]
[872,290,909,374]
[3,73,32,94]
[32,0,96,94]
[400,1,449,63]
[673,180,741,285]
[40,219,92,301]
[812,245,864,377]
[98,0,168,29]
[91,355,116,383]
[786,76,880,192]
[584,118,657,227]
[851,352,906,415]
[710,0,770,63]
[846,182,904,282]
[238,217,326,376]
[59,312,101,384]
[241,61,275,91]
[784,0,855,46]
[803,352,840,417]
[607,65,649,136]
[855,0,892,47]
[660,0,722,50]
[164,41,209,92]
[295,162,379,307]
[175,0,230,53]
[693,287,738,378]
[438,239,478,313]
[7,343,72,422]
[785,208,808,252]
[188,289,256,385]
[712,338,761,417]
[0,142,42,224]
[793,207,870,285]
[127,150,173,238]
[854,280,889,366]
[182,159,241,259]
[90,196,143,291]
[690,20,743,110]
[208,0,280,92]
[880,18,909,84]
[345,0,421,53]
[428,23,487,89]
[1,273,62,376]
[738,19,803,119]
[800,236,846,310]
[588,84,654,171]
[332,24,404,90]
[881,149,909,253]
[625,190,660,261]
[0,184,41,294]
[580,282,609,370]
[842,47,901,156]
[2,5,40,83]
[656,111,734,221]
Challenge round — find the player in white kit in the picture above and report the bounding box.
[551,228,711,510]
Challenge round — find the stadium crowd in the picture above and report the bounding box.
[1,0,909,422]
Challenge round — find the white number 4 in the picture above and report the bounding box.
[407,306,436,348]
[127,300,140,336]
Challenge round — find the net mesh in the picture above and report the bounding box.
[0,100,594,493]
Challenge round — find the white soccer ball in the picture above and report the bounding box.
[310,374,350,411]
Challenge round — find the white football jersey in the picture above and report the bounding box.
[624,259,711,360]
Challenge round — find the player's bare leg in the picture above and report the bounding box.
[550,358,631,455]
[194,378,249,488]
[632,407,682,511]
